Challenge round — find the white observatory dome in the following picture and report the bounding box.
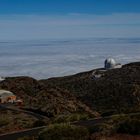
[104,58,116,69]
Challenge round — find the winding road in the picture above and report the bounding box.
[0,104,47,120]
[0,117,109,140]
[0,105,140,140]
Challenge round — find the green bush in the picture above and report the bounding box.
[117,118,140,135]
[88,123,116,136]
[101,110,115,117]
[53,113,89,123]
[0,116,10,127]
[110,114,130,123]
[67,114,89,122]
[38,123,89,140]
[33,120,46,127]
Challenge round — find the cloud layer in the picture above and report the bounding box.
[0,38,139,79]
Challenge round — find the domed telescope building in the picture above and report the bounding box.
[104,58,122,69]
[104,58,116,69]
[91,58,122,80]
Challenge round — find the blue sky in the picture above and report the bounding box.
[0,0,140,15]
[0,0,140,40]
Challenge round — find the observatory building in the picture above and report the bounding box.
[104,58,116,69]
[0,90,16,103]
[104,58,122,69]
[0,77,5,82]
[92,58,122,80]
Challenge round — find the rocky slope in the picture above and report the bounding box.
[0,62,140,117]
[40,62,140,115]
[0,77,98,118]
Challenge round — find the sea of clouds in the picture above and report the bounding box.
[0,38,140,79]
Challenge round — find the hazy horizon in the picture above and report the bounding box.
[0,37,139,79]
[0,1,140,40]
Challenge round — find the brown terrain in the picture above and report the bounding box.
[0,62,140,139]
[40,62,140,115]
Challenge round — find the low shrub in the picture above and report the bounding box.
[88,123,116,136]
[0,116,10,127]
[33,120,46,127]
[101,110,115,117]
[53,113,89,123]
[117,118,140,135]
[38,123,89,140]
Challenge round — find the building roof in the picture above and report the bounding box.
[0,90,15,98]
[104,58,116,69]
[0,77,5,81]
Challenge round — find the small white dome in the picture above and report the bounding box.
[104,58,116,69]
[0,90,14,98]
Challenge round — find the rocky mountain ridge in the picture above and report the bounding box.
[0,62,140,117]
